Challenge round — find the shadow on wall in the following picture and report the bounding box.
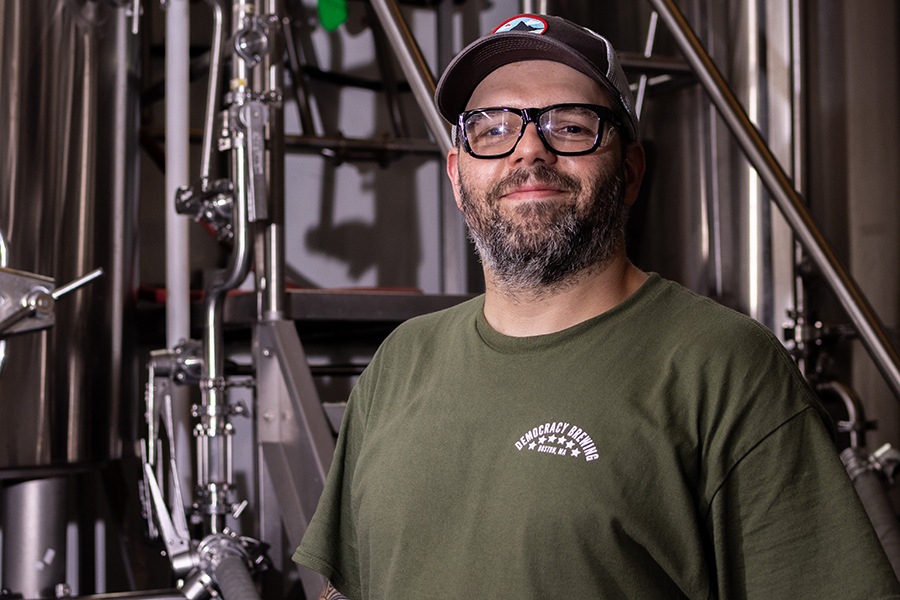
[283,0,438,291]
[303,156,427,287]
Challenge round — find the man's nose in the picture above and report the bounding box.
[510,122,557,165]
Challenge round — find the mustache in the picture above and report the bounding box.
[490,165,581,199]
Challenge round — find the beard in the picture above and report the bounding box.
[457,161,628,297]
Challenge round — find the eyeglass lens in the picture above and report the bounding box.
[463,105,612,158]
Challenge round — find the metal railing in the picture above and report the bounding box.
[365,0,900,401]
[647,0,900,401]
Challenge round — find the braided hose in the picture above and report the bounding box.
[842,447,900,581]
[214,554,262,600]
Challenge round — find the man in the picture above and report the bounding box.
[294,13,900,599]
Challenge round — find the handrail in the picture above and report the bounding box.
[368,0,452,155]
[648,0,900,401]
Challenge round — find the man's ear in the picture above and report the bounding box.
[622,141,646,207]
[446,147,463,211]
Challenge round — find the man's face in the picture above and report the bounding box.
[447,61,633,294]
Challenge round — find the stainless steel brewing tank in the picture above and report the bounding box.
[0,0,139,472]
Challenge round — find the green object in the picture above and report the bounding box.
[318,0,348,31]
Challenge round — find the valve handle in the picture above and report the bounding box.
[0,267,104,337]
[52,267,104,300]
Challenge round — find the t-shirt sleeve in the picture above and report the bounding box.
[706,407,900,599]
[292,372,370,598]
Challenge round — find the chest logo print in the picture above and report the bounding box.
[514,421,599,462]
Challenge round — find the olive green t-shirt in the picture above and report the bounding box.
[294,274,899,599]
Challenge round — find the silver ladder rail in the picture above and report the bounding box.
[648,0,900,401]
[368,0,453,156]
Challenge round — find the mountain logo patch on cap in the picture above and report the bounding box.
[492,15,548,35]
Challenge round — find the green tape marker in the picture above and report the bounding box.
[318,0,348,31]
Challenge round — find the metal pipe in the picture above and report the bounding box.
[367,0,452,155]
[0,226,8,372]
[817,380,868,449]
[284,133,440,156]
[165,0,198,545]
[148,127,441,156]
[635,11,659,120]
[165,0,192,351]
[648,0,900,401]
[520,0,548,13]
[194,0,255,534]
[260,0,285,321]
[211,15,253,427]
[841,447,900,581]
[198,116,252,529]
[1,478,67,597]
[789,0,810,377]
[200,0,228,187]
[618,52,693,76]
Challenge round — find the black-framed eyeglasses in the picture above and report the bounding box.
[458,103,624,159]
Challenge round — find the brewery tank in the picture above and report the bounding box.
[0,0,139,475]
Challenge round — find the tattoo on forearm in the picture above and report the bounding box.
[320,581,348,600]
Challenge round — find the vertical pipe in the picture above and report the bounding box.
[200,0,226,187]
[0,208,7,373]
[195,1,254,534]
[634,11,659,120]
[520,0,548,14]
[789,0,808,368]
[261,0,285,321]
[1,478,67,597]
[745,0,762,322]
[165,0,191,349]
[164,0,196,547]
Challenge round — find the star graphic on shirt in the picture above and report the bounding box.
[557,436,567,445]
[528,442,537,450]
[548,435,557,443]
[571,448,581,457]
[566,440,575,448]
[538,436,547,444]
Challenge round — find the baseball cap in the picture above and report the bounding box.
[434,14,639,140]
